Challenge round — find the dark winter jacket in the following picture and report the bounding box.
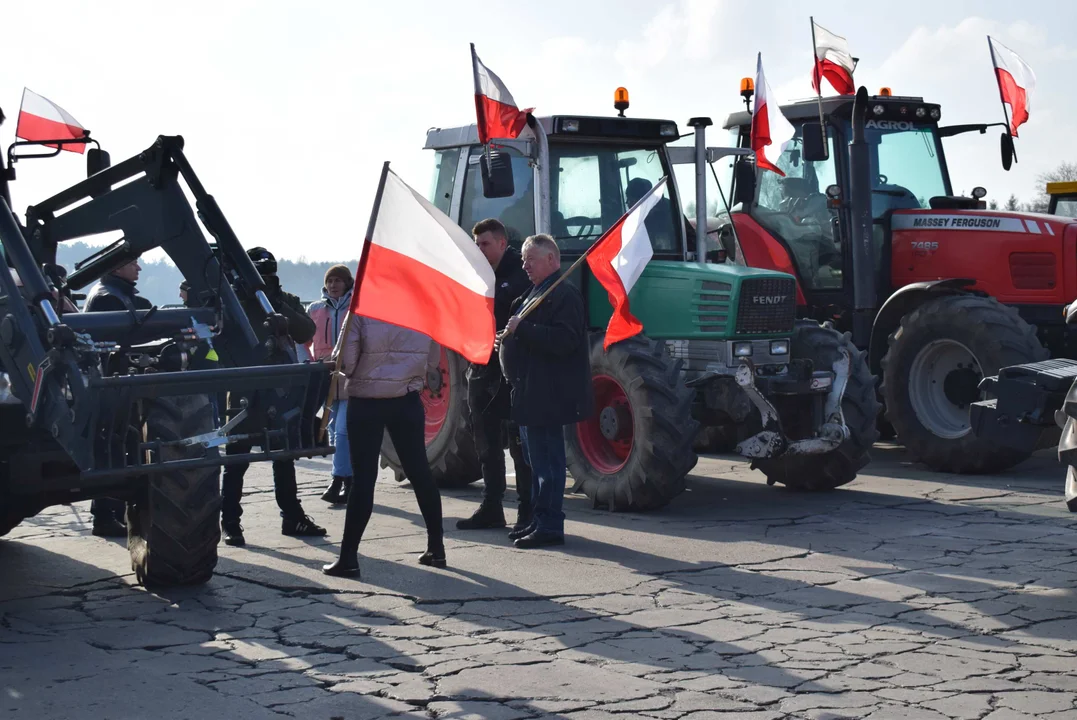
[499,270,594,428]
[242,275,317,347]
[83,275,153,313]
[467,246,532,417]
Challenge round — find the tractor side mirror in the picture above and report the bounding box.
[732,159,757,207]
[87,148,111,177]
[1000,132,1014,172]
[802,123,828,162]
[480,147,515,199]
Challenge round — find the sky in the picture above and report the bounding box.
[2,0,1073,263]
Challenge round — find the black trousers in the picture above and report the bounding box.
[471,406,532,513]
[221,439,303,525]
[90,497,124,520]
[340,392,443,559]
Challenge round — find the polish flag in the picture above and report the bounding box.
[989,36,1036,138]
[586,177,667,351]
[811,20,856,96]
[471,43,533,145]
[351,165,496,365]
[15,89,88,154]
[751,54,795,177]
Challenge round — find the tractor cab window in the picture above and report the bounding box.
[753,129,843,291]
[460,146,536,248]
[428,148,461,216]
[1052,197,1077,217]
[866,125,948,218]
[550,143,680,256]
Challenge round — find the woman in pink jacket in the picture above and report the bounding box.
[307,265,355,504]
[322,315,445,577]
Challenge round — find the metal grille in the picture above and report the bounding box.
[735,277,796,335]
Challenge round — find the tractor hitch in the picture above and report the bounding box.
[731,351,852,459]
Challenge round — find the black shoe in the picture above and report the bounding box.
[92,515,127,538]
[283,514,327,537]
[222,522,245,547]
[456,502,507,530]
[419,550,447,568]
[341,477,352,503]
[322,557,360,578]
[508,522,535,541]
[514,530,564,549]
[320,476,346,504]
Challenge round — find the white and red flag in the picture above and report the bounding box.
[751,54,795,177]
[351,164,496,365]
[988,36,1036,137]
[15,89,88,154]
[585,177,667,350]
[471,43,533,145]
[811,20,856,96]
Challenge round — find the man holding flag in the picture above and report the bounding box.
[500,234,593,549]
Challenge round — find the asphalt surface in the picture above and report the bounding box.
[2,444,1076,719]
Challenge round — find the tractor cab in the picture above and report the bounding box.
[425,113,692,266]
[722,92,957,313]
[1047,181,1077,217]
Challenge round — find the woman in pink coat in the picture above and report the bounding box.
[307,265,355,504]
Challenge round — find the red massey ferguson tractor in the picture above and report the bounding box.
[716,84,1072,474]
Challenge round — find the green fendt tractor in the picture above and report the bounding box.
[382,95,880,511]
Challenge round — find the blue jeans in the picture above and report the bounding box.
[519,424,567,536]
[329,399,353,478]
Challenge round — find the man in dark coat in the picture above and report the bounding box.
[457,219,534,534]
[83,258,153,537]
[499,234,593,549]
[219,247,325,547]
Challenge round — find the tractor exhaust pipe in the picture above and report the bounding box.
[849,86,876,346]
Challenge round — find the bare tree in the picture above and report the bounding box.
[1033,161,1077,212]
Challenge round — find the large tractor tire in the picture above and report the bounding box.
[565,333,699,512]
[128,394,221,587]
[1059,377,1077,513]
[755,321,881,490]
[381,347,481,489]
[880,295,1048,473]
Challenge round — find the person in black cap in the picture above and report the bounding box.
[83,257,153,537]
[219,246,325,547]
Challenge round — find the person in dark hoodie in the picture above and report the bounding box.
[219,247,326,547]
[83,257,153,537]
[307,264,356,505]
[456,218,535,534]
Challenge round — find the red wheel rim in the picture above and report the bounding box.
[575,374,633,474]
[421,348,450,445]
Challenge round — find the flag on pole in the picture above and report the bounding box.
[471,43,533,145]
[15,89,88,153]
[988,36,1036,137]
[585,177,667,350]
[351,167,497,364]
[811,21,856,95]
[751,54,796,176]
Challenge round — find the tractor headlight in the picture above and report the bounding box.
[929,108,940,120]
[769,340,790,356]
[733,342,753,357]
[873,104,885,116]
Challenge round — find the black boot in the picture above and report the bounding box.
[419,535,447,568]
[320,476,345,504]
[340,476,352,504]
[456,501,506,530]
[92,514,126,538]
[222,522,245,547]
[509,505,533,539]
[323,555,360,578]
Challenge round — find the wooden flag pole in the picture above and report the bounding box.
[318,160,391,442]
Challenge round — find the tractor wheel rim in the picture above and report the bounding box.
[908,339,982,440]
[575,374,633,474]
[421,348,450,445]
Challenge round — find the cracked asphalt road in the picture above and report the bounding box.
[2,444,1077,719]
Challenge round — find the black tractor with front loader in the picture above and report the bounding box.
[0,111,332,586]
